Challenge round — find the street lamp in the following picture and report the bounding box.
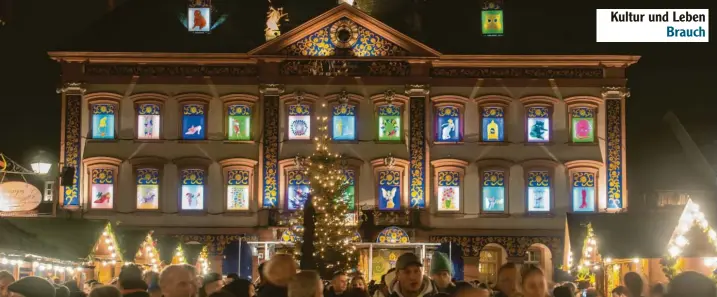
[30,161,51,175]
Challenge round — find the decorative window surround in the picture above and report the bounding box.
[83,156,122,211]
[477,159,514,216]
[370,91,409,143]
[176,93,212,141]
[475,95,512,144]
[431,95,469,143]
[371,156,410,211]
[565,96,602,145]
[519,96,559,145]
[219,158,258,213]
[431,159,468,213]
[129,156,168,212]
[221,94,258,143]
[86,92,122,141]
[130,93,168,141]
[565,160,602,213]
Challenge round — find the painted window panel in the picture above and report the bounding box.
[136,168,160,210]
[527,171,551,212]
[378,170,401,210]
[437,171,460,211]
[137,104,160,140]
[227,169,250,210]
[227,105,252,141]
[90,168,114,209]
[91,104,116,140]
[187,7,211,33]
[180,169,205,210]
[376,226,410,243]
[343,170,356,211]
[527,107,550,143]
[287,170,310,210]
[377,105,401,141]
[571,108,595,143]
[288,104,311,140]
[332,104,356,141]
[482,0,503,36]
[482,107,505,142]
[482,170,505,212]
[182,104,206,140]
[572,172,596,212]
[436,106,461,142]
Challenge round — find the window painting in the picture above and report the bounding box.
[90,168,114,209]
[91,104,116,139]
[227,105,251,141]
[227,169,250,210]
[137,104,160,140]
[527,107,550,143]
[571,108,595,143]
[482,107,504,142]
[136,168,159,210]
[332,104,356,141]
[187,0,211,34]
[482,170,505,212]
[377,105,401,141]
[572,172,596,212]
[527,171,551,212]
[437,171,460,211]
[378,170,401,210]
[482,0,503,36]
[180,169,204,210]
[182,104,206,140]
[287,170,310,210]
[436,106,461,142]
[288,104,311,140]
[343,170,356,211]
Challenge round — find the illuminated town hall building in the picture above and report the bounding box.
[50,1,637,281]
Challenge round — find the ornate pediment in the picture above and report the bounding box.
[250,3,439,58]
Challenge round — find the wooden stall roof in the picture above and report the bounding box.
[0,218,77,261]
[115,227,151,262]
[0,217,109,261]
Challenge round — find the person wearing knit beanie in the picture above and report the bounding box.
[8,276,56,297]
[429,251,455,295]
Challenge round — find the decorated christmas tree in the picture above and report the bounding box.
[291,99,358,278]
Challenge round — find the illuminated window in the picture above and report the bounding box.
[521,96,558,144]
[525,249,542,266]
[570,107,596,143]
[377,105,401,141]
[287,104,311,140]
[226,169,250,211]
[571,172,596,212]
[372,157,409,211]
[481,170,506,213]
[527,171,551,212]
[227,105,252,141]
[286,169,310,210]
[481,0,503,36]
[478,248,500,284]
[332,104,357,141]
[481,107,505,142]
[432,159,467,212]
[187,0,212,33]
[90,168,115,209]
[136,168,160,210]
[435,106,462,142]
[137,104,161,140]
[180,169,205,210]
[344,169,358,225]
[181,104,206,140]
[91,104,117,140]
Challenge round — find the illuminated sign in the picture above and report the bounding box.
[0,182,42,213]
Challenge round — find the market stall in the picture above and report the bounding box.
[356,226,440,282]
[567,199,717,296]
[157,235,206,274]
[116,228,160,272]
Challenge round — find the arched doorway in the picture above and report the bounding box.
[465,243,508,283]
[525,243,553,281]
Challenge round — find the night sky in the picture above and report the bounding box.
[0,0,713,196]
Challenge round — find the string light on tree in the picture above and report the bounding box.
[661,200,717,281]
[291,96,359,276]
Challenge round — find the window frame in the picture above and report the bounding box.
[475,95,512,144]
[565,96,602,145]
[519,96,559,145]
[130,93,168,141]
[478,247,502,284]
[174,157,212,213]
[522,159,558,216]
[370,92,409,143]
[219,158,258,213]
[86,92,122,141]
[477,159,513,216]
[565,160,602,213]
[370,157,410,211]
[83,157,122,211]
[176,93,212,142]
[281,92,318,142]
[343,158,364,225]
[431,95,469,144]
[221,94,258,143]
[326,92,362,143]
[130,156,167,212]
[431,159,468,213]
[278,158,311,211]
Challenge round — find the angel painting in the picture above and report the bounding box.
[381,187,397,210]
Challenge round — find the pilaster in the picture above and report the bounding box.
[602,86,629,210]
[57,82,85,208]
[259,84,285,209]
[405,84,429,208]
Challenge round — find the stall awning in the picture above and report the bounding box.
[0,218,77,261]
[0,217,109,261]
[115,227,151,262]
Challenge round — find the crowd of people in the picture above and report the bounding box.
[0,251,715,297]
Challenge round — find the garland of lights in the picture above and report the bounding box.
[198,246,210,275]
[573,223,598,286]
[96,224,122,267]
[290,97,359,275]
[660,200,717,282]
[131,234,161,272]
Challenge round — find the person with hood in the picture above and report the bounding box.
[388,253,437,297]
[428,252,454,295]
[258,254,296,297]
[7,276,57,297]
[118,264,149,297]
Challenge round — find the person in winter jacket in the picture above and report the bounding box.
[373,269,395,297]
[258,254,296,297]
[325,271,349,297]
[428,252,454,295]
[388,253,438,297]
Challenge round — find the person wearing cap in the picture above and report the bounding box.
[429,252,455,295]
[8,276,57,297]
[373,269,395,297]
[388,253,437,297]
